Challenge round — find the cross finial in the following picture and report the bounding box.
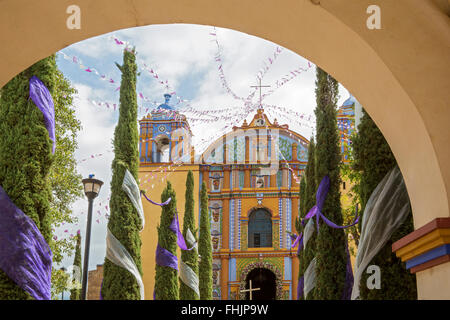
[250,78,270,109]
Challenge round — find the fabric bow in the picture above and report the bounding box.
[304,176,359,231]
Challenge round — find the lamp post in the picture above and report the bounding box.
[81,174,103,300]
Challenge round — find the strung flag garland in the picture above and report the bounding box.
[0,186,52,300]
[29,76,56,153]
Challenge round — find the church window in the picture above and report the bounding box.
[248,209,272,248]
[276,170,282,187]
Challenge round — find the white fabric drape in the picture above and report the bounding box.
[122,169,145,230]
[351,166,411,300]
[303,218,315,250]
[179,228,199,296]
[105,228,145,300]
[304,257,317,299]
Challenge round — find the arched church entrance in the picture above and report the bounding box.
[245,268,276,300]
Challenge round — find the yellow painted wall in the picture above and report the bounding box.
[139,164,200,299]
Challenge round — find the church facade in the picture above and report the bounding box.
[138,95,354,300]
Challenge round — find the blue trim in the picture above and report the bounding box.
[405,244,450,269]
[229,258,236,281]
[145,141,149,162]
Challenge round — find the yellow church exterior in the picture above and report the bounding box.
[138,95,354,300]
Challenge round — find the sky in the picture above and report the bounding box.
[54,23,351,295]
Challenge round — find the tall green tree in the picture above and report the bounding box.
[49,67,83,299]
[313,67,347,300]
[179,171,199,299]
[0,55,56,299]
[299,138,318,300]
[353,109,416,299]
[198,182,212,300]
[102,48,142,299]
[70,232,82,300]
[154,181,179,300]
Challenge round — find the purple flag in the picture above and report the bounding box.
[169,211,195,251]
[29,76,56,153]
[0,185,52,300]
[155,244,178,271]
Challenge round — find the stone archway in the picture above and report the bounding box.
[239,261,283,300]
[1,0,449,299]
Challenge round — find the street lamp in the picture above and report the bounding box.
[81,174,103,300]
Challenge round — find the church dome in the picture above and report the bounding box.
[157,93,174,110]
[342,94,356,106]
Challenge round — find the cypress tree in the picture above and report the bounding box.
[179,171,199,299]
[353,109,416,299]
[0,56,56,299]
[102,48,142,299]
[70,232,82,300]
[313,67,347,300]
[296,174,306,234]
[298,139,317,300]
[198,182,212,300]
[154,181,179,300]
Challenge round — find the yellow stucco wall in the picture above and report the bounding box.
[139,164,200,299]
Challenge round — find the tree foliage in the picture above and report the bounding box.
[179,171,199,299]
[298,138,318,300]
[198,182,212,300]
[69,233,82,300]
[102,48,142,299]
[48,66,83,299]
[154,181,179,300]
[313,67,347,300]
[352,109,416,299]
[0,55,56,299]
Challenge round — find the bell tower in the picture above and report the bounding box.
[139,94,193,164]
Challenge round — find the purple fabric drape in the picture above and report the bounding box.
[0,185,52,300]
[290,232,304,255]
[142,192,171,206]
[296,176,358,300]
[29,76,55,154]
[169,211,195,251]
[304,176,359,231]
[99,280,103,300]
[155,243,178,271]
[342,241,354,300]
[298,276,304,300]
